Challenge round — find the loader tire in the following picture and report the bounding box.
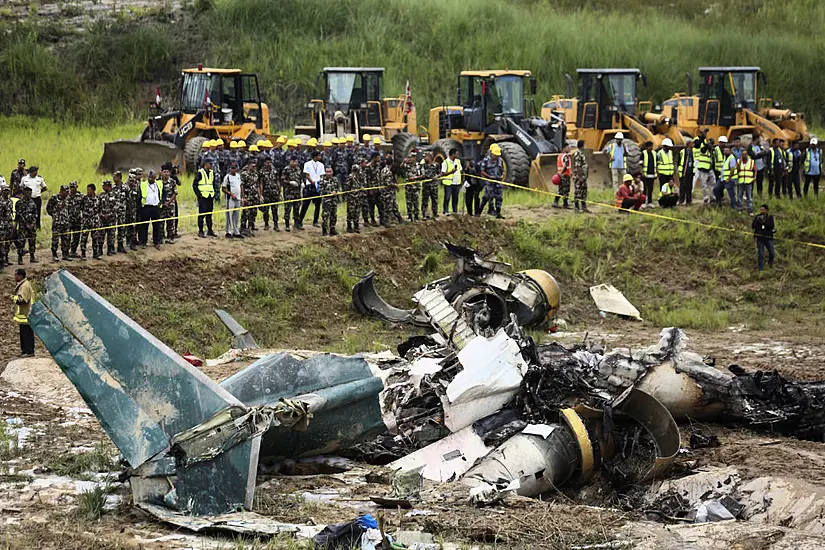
[392,132,419,170]
[432,138,462,163]
[498,142,530,186]
[184,136,208,173]
[623,139,642,176]
[246,133,265,147]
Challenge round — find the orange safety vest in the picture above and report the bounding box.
[557,153,572,177]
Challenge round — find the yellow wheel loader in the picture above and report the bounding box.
[542,68,688,180]
[99,67,272,173]
[663,67,809,144]
[295,67,420,158]
[392,70,566,189]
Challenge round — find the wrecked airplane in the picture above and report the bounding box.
[352,242,561,333]
[29,268,825,523]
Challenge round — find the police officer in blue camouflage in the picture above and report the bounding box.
[478,144,505,218]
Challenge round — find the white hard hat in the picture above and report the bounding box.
[718,135,728,143]
[811,137,819,145]
[662,138,673,147]
[615,132,624,140]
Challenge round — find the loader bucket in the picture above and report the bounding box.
[98,139,184,174]
[528,150,611,191]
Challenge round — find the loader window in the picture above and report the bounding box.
[606,74,636,111]
[489,75,524,116]
[729,72,756,109]
[327,72,359,106]
[364,72,383,102]
[181,73,216,113]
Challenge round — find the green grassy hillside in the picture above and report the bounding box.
[1,0,825,127]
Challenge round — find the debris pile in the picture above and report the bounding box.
[26,261,825,544]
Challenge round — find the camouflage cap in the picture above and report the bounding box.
[128,168,136,176]
[17,158,25,165]
[69,180,78,188]
[112,170,122,177]
[102,180,113,186]
[134,167,144,174]
[27,165,38,172]
[60,184,69,192]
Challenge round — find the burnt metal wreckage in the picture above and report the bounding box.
[28,262,825,525]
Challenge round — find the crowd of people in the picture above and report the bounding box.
[3,129,816,270]
[604,130,822,215]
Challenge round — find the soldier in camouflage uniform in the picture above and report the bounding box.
[99,180,118,256]
[402,152,421,222]
[67,181,83,257]
[0,184,12,268]
[112,171,128,253]
[319,166,340,236]
[9,159,25,197]
[15,187,38,264]
[160,166,177,243]
[125,170,139,250]
[365,153,383,226]
[240,160,261,236]
[420,152,440,220]
[344,164,363,233]
[281,156,303,232]
[572,140,590,213]
[259,156,281,231]
[80,183,102,260]
[380,158,403,226]
[478,146,505,218]
[46,184,72,261]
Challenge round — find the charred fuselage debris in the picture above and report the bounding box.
[352,242,561,333]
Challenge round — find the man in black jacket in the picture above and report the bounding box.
[751,204,775,271]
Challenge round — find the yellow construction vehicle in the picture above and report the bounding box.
[391,69,565,188]
[663,67,809,144]
[295,67,419,153]
[99,66,271,173]
[542,68,687,177]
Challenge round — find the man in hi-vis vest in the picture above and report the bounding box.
[193,158,217,238]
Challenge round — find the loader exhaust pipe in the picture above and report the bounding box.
[565,73,574,98]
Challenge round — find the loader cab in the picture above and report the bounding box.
[321,67,384,127]
[576,69,642,130]
[457,70,534,133]
[697,67,761,127]
[179,68,264,129]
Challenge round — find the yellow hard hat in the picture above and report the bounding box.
[489,144,501,156]
[229,141,238,149]
[623,173,634,183]
[238,140,247,148]
[276,136,287,144]
[330,137,339,145]
[373,137,381,145]
[323,140,332,147]
[249,144,259,152]
[287,139,297,147]
[202,140,213,147]
[307,138,318,147]
[346,135,355,142]
[362,134,370,141]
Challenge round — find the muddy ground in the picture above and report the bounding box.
[1,205,825,548]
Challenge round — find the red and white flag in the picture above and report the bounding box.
[203,88,211,109]
[155,87,162,107]
[404,80,413,114]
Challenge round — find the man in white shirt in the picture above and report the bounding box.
[138,169,163,249]
[222,161,243,238]
[299,151,325,228]
[441,148,462,215]
[20,166,47,230]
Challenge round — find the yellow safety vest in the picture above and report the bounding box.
[805,149,821,173]
[658,182,676,200]
[712,146,724,173]
[738,158,755,184]
[721,154,738,181]
[657,150,674,176]
[608,142,627,169]
[197,168,215,198]
[441,158,461,185]
[695,141,712,171]
[139,180,164,206]
[642,151,657,176]
[11,197,18,219]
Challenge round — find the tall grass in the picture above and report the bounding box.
[2,0,825,126]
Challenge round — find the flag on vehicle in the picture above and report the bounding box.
[203,88,210,109]
[155,87,162,107]
[404,80,413,114]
